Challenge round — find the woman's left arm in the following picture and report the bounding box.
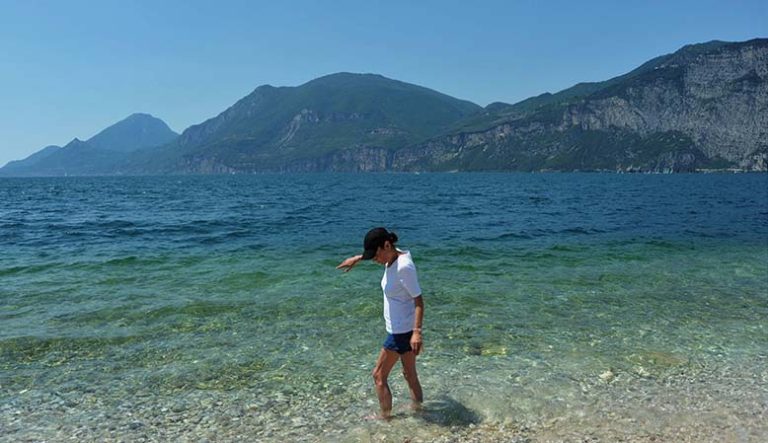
[411,295,424,355]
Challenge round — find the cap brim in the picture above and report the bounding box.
[361,249,376,260]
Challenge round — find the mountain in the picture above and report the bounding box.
[391,39,767,172]
[0,138,129,176]
[2,39,765,175]
[131,73,482,173]
[1,114,178,176]
[145,40,765,173]
[87,113,178,153]
[0,145,62,175]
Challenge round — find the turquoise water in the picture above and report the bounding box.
[1,173,767,442]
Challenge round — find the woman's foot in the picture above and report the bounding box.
[364,411,393,421]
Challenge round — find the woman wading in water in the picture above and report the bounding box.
[337,227,424,420]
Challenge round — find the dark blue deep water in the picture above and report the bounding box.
[1,173,767,441]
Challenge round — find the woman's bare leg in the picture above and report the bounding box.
[372,348,401,418]
[400,351,423,407]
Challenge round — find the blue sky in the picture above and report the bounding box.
[0,0,765,166]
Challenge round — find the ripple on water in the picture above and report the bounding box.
[1,174,766,441]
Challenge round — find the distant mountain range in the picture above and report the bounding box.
[2,38,765,175]
[1,113,178,176]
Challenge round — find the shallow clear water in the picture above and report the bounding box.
[1,173,767,442]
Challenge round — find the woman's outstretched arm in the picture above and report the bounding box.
[336,254,363,272]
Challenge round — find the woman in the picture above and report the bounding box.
[337,227,424,420]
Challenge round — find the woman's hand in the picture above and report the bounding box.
[410,331,423,355]
[336,255,363,272]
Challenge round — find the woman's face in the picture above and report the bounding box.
[372,241,395,265]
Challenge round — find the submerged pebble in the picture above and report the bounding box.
[599,370,616,383]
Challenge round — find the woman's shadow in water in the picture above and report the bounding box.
[417,396,481,427]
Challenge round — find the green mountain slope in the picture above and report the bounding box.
[138,73,482,172]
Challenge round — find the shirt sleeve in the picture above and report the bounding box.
[399,264,422,298]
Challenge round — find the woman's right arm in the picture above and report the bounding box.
[336,254,363,272]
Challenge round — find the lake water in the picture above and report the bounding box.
[1,173,767,442]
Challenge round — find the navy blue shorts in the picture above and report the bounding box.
[383,331,413,354]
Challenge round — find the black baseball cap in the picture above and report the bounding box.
[361,227,391,260]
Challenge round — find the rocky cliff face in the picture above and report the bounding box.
[282,146,391,172]
[568,42,766,167]
[392,39,767,172]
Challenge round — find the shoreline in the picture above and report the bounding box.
[1,168,768,178]
[3,354,766,442]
